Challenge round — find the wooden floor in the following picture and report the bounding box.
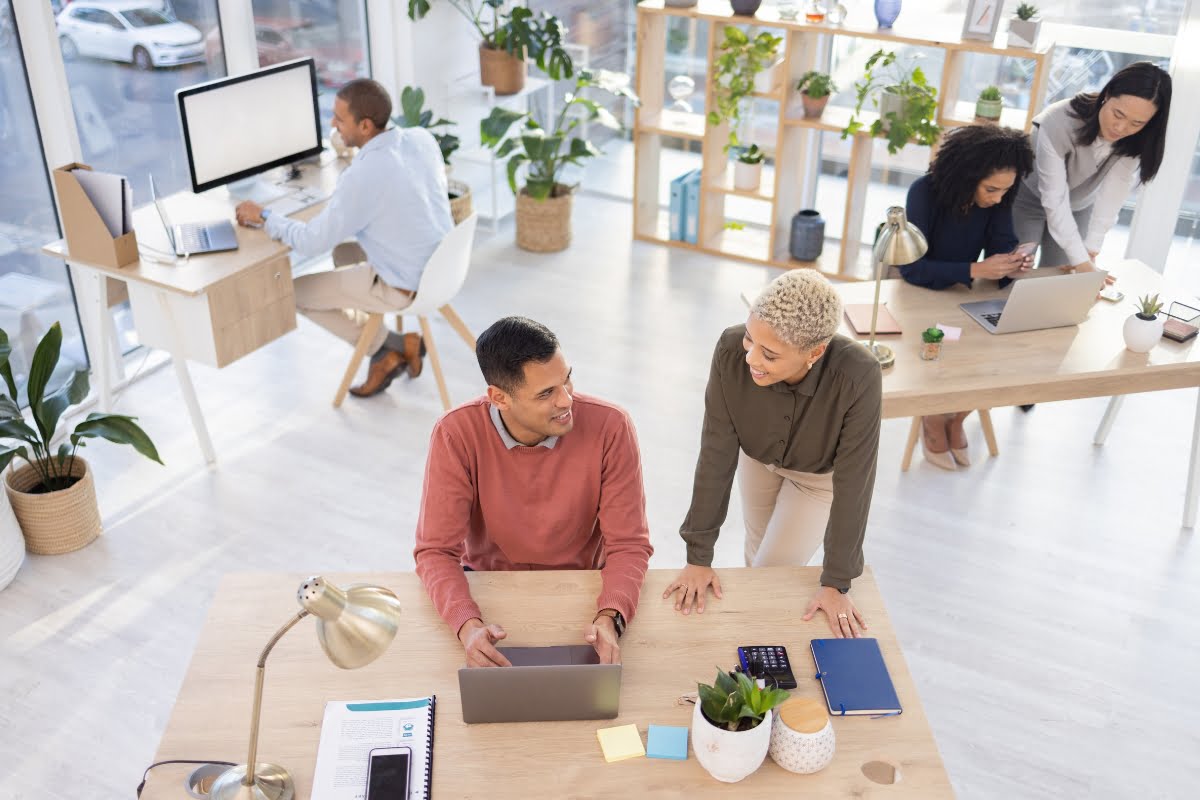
[2,193,1198,799]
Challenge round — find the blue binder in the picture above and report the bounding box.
[683,169,701,245]
[668,172,688,241]
[810,638,903,717]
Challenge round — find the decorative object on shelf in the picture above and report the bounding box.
[692,667,789,783]
[708,27,783,152]
[406,1,574,96]
[776,0,800,20]
[961,0,1003,42]
[208,576,403,800]
[827,2,848,23]
[1,323,161,555]
[874,0,902,28]
[733,144,765,191]
[481,69,639,252]
[974,85,1003,124]
[797,70,837,119]
[668,74,697,113]
[843,50,940,155]
[753,57,784,95]
[805,0,827,23]
[1008,2,1042,49]
[867,207,928,368]
[1123,293,1165,353]
[920,326,945,360]
[394,86,471,223]
[789,209,826,261]
[730,0,764,16]
[769,697,836,774]
[665,0,699,7]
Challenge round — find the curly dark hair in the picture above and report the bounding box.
[926,125,1034,215]
[1069,61,1171,183]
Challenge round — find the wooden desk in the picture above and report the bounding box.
[140,569,952,798]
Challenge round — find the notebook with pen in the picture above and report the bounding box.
[810,638,902,717]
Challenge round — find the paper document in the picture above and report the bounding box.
[72,168,127,238]
[311,697,436,800]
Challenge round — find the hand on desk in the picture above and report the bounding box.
[586,615,621,665]
[663,564,724,615]
[803,586,867,639]
[1066,258,1117,286]
[235,200,266,227]
[458,618,512,667]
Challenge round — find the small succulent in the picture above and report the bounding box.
[978,85,1002,102]
[736,144,765,165]
[922,326,945,343]
[797,70,837,99]
[1016,3,1039,21]
[1135,294,1163,320]
[697,667,790,732]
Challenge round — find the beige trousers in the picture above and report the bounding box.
[294,251,414,355]
[737,450,834,567]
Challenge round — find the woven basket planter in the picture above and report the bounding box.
[516,187,573,253]
[5,458,102,555]
[449,180,473,225]
[479,43,525,96]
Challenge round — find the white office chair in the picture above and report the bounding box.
[333,213,479,409]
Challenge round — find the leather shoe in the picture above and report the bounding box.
[403,333,426,378]
[349,349,406,397]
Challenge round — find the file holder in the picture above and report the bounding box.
[51,162,138,268]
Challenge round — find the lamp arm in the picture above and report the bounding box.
[241,610,311,787]
[868,226,896,352]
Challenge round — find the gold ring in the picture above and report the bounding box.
[837,613,849,619]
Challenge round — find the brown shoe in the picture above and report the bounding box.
[349,349,406,397]
[403,333,426,378]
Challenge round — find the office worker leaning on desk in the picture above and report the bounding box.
[235,77,453,397]
[413,317,654,667]
[665,272,883,638]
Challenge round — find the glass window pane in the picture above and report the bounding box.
[942,1,1183,34]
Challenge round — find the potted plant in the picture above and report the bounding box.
[1,323,161,555]
[394,86,472,225]
[708,27,783,152]
[406,0,574,96]
[920,326,945,360]
[733,144,765,191]
[797,70,837,119]
[1123,294,1165,353]
[1008,3,1041,49]
[693,667,790,783]
[842,49,940,155]
[975,85,1003,124]
[481,69,639,252]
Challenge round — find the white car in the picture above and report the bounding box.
[56,1,205,70]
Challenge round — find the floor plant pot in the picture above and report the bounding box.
[1123,312,1164,353]
[730,0,763,16]
[516,186,573,252]
[733,160,763,192]
[692,702,772,783]
[448,179,473,225]
[5,458,102,555]
[0,487,24,590]
[1008,16,1041,48]
[974,98,1002,124]
[801,94,830,119]
[479,43,526,96]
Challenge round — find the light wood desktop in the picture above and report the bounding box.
[139,568,952,799]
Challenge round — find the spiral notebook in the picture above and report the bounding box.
[811,638,902,717]
[311,696,437,799]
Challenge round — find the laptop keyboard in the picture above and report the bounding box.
[982,311,1003,326]
[177,225,209,254]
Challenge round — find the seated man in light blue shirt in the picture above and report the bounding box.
[235,78,453,397]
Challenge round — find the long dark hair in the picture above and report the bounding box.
[1069,61,1171,183]
[927,125,1033,215]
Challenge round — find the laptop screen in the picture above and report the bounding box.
[148,174,176,250]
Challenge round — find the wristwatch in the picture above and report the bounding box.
[823,585,850,595]
[593,608,626,638]
[261,209,272,221]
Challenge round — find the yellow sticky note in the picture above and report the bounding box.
[596,724,645,763]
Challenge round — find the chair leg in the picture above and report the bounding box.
[419,315,451,411]
[901,417,921,472]
[440,304,476,350]
[333,313,383,408]
[395,314,404,334]
[978,408,999,457]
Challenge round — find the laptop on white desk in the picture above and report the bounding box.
[961,270,1108,334]
[149,174,238,257]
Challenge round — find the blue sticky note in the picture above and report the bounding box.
[646,724,688,760]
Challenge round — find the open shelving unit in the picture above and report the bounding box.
[632,0,1054,280]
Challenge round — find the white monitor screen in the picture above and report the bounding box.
[177,59,323,192]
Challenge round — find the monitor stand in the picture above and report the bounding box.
[227,176,290,206]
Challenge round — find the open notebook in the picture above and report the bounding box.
[312,696,437,799]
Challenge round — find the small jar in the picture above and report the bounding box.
[805,0,827,22]
[777,0,800,19]
[770,697,836,774]
[920,341,942,361]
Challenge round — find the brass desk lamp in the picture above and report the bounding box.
[868,206,928,368]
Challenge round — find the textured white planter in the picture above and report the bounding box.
[733,160,763,191]
[1123,313,1164,353]
[692,702,772,783]
[1008,16,1041,48]
[753,60,782,95]
[0,486,24,591]
[769,709,836,774]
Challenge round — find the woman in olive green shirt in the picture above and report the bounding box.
[664,271,882,637]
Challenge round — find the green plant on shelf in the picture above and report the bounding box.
[978,85,1002,102]
[698,667,790,732]
[708,27,783,152]
[735,144,765,165]
[1015,3,1039,21]
[797,70,837,99]
[1135,294,1163,320]
[922,326,945,344]
[394,86,460,165]
[842,49,940,155]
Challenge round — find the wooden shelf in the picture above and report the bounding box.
[636,110,706,140]
[708,169,775,202]
[782,104,861,134]
[940,101,1032,132]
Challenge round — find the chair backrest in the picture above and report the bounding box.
[407,213,478,316]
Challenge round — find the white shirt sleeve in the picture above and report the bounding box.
[1035,125,1092,266]
[263,166,368,258]
[1083,157,1139,254]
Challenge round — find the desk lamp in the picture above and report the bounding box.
[210,576,403,800]
[867,206,928,368]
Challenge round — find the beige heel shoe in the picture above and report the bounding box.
[921,431,957,471]
[950,445,970,467]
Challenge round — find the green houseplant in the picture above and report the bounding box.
[393,86,471,224]
[843,50,940,155]
[708,27,783,152]
[975,85,1003,124]
[1,324,161,554]
[921,326,945,360]
[692,667,790,782]
[733,143,765,191]
[1009,3,1041,48]
[481,69,638,252]
[797,70,837,119]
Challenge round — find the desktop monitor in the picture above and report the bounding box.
[176,57,323,194]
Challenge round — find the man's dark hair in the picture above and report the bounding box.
[476,317,560,394]
[927,124,1034,215]
[336,78,392,130]
[1068,61,1171,183]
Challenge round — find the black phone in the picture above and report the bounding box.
[366,746,411,800]
[737,645,798,689]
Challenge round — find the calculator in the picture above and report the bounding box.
[737,645,798,689]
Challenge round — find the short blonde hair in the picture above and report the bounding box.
[750,270,843,350]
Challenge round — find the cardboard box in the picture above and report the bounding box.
[51,162,138,269]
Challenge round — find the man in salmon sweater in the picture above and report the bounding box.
[414,317,654,667]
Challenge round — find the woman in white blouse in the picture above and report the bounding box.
[1012,62,1172,272]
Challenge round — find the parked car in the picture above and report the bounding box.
[56,1,205,70]
[203,17,307,69]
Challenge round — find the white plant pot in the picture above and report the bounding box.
[733,160,763,192]
[753,59,782,95]
[769,713,836,774]
[1008,16,1041,48]
[691,702,772,783]
[1123,313,1164,353]
[0,487,24,592]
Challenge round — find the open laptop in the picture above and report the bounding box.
[149,174,238,256]
[458,645,621,724]
[961,270,1108,334]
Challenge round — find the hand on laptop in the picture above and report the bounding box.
[1067,258,1116,286]
[458,618,512,668]
[663,564,724,615]
[586,616,621,665]
[971,252,1028,280]
[235,200,265,227]
[802,586,867,639]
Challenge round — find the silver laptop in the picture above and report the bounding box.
[149,174,238,256]
[458,645,621,724]
[961,270,1108,334]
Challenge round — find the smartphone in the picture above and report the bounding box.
[1012,242,1038,258]
[366,746,411,800]
[1098,287,1125,303]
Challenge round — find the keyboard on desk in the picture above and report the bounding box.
[266,190,328,218]
[176,224,210,253]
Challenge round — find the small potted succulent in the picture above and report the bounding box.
[693,667,790,783]
[733,144,765,191]
[1009,3,1041,49]
[975,85,1003,124]
[797,70,837,119]
[920,326,945,360]
[1123,294,1164,353]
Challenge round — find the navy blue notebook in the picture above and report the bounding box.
[810,638,903,717]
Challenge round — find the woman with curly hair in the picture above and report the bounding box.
[664,271,882,638]
[902,124,1035,469]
